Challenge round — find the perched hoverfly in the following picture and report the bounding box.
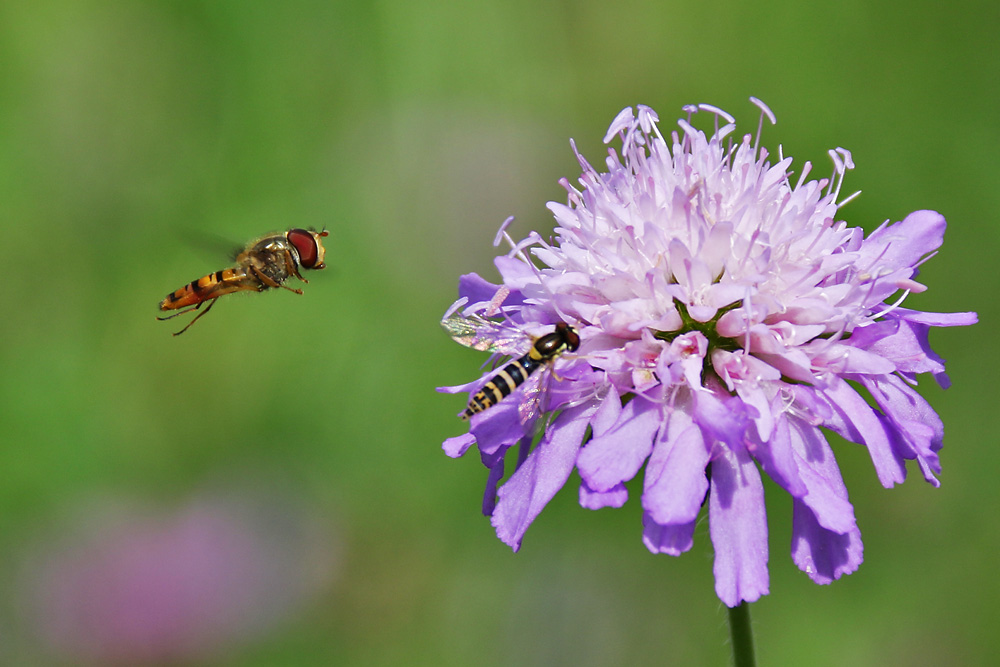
[158,228,329,335]
[442,314,580,422]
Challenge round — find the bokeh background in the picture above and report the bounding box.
[0,1,994,665]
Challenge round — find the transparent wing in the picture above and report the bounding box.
[441,314,531,357]
[174,227,245,262]
[516,369,547,426]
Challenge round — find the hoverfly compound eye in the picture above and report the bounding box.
[287,228,320,268]
[556,322,581,352]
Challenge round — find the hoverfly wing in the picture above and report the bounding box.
[516,369,547,426]
[174,227,245,262]
[441,315,531,357]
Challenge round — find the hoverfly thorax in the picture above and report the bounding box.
[287,229,329,270]
[529,322,580,360]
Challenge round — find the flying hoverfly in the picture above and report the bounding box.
[158,228,329,336]
[442,314,581,422]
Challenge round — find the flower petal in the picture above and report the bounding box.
[457,273,518,308]
[642,512,696,556]
[862,210,945,273]
[819,377,906,488]
[787,419,858,535]
[748,409,806,498]
[579,481,628,509]
[481,453,506,516]
[443,433,476,459]
[492,403,596,550]
[709,443,769,607]
[468,397,530,456]
[859,374,943,486]
[790,498,863,584]
[576,395,660,492]
[893,307,978,328]
[642,407,710,525]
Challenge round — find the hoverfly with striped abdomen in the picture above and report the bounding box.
[441,314,581,423]
[158,228,329,335]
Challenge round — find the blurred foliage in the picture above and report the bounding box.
[0,0,994,664]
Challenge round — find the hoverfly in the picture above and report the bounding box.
[442,314,580,422]
[158,228,329,335]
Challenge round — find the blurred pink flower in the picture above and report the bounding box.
[23,489,337,665]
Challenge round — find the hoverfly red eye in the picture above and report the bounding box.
[287,229,318,267]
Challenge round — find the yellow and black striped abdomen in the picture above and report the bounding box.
[158,267,258,311]
[461,355,542,420]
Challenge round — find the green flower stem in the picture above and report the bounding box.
[728,602,756,667]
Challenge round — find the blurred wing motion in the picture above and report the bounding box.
[442,315,580,422]
[157,229,329,336]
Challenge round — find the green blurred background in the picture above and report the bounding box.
[0,0,994,664]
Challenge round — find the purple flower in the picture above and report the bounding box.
[439,100,976,607]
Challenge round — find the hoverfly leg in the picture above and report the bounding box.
[156,305,197,321]
[250,265,304,295]
[284,254,308,284]
[171,298,218,336]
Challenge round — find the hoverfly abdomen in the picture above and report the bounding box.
[159,268,252,310]
[462,357,535,420]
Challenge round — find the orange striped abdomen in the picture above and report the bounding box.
[159,267,259,311]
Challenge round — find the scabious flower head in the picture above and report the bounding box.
[439,100,976,607]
